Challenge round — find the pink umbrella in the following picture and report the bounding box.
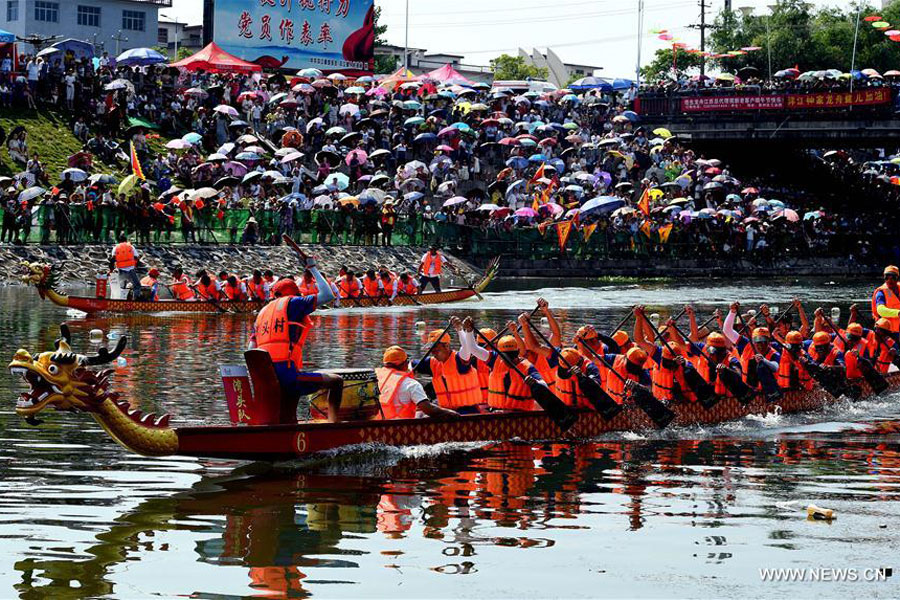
[775,208,799,222]
[366,87,389,97]
[540,202,564,216]
[515,207,537,218]
[345,148,368,165]
[166,139,192,150]
[223,161,248,177]
[438,126,460,137]
[436,144,454,153]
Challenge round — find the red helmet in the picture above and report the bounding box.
[272,279,300,298]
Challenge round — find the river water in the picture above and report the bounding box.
[2,278,900,599]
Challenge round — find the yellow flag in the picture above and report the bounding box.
[557,220,573,250]
[658,222,674,243]
[637,187,650,216]
[582,222,598,242]
[640,220,653,239]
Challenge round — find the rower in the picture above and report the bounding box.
[169,267,196,301]
[554,347,603,408]
[223,275,247,301]
[574,325,608,376]
[376,346,458,419]
[194,273,219,300]
[842,322,869,381]
[632,313,697,404]
[872,265,900,341]
[775,331,814,391]
[379,270,398,301]
[362,269,382,299]
[865,318,898,374]
[461,322,497,404]
[216,271,230,296]
[337,269,361,302]
[688,332,745,398]
[517,300,561,392]
[608,347,651,405]
[486,334,547,411]
[418,246,446,293]
[413,318,482,413]
[724,302,782,401]
[245,270,268,301]
[298,269,319,296]
[807,330,845,368]
[139,268,160,301]
[248,259,342,422]
[110,233,141,299]
[398,272,419,296]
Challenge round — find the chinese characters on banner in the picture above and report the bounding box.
[681,89,890,112]
[237,1,344,46]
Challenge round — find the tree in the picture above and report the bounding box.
[373,6,396,74]
[176,47,194,61]
[640,48,706,82]
[490,54,548,80]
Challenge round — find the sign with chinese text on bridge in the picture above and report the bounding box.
[681,89,891,112]
[213,0,374,74]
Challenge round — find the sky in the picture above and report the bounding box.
[168,0,856,78]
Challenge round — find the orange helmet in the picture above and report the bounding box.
[707,332,727,348]
[812,331,831,346]
[661,345,682,360]
[846,322,864,337]
[496,335,519,352]
[272,279,300,297]
[383,345,408,365]
[885,265,899,277]
[785,331,803,345]
[479,328,498,342]
[575,325,598,341]
[427,329,451,345]
[751,327,770,340]
[875,318,893,332]
[626,347,648,365]
[612,330,630,347]
[560,347,582,366]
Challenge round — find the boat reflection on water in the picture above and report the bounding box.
[12,432,900,598]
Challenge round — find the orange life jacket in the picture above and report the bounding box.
[604,354,642,405]
[338,276,360,299]
[651,362,696,402]
[866,331,896,374]
[528,351,556,394]
[223,281,246,301]
[400,280,417,295]
[430,352,482,409]
[298,279,318,297]
[872,283,900,332]
[139,276,158,301]
[843,338,868,379]
[170,275,195,300]
[488,357,535,410]
[422,252,443,275]
[195,281,219,300]
[739,342,776,387]
[376,367,417,419]
[776,351,814,391]
[114,242,137,269]
[476,358,491,402]
[808,344,840,366]
[245,278,267,301]
[555,357,592,408]
[254,297,312,369]
[362,276,381,298]
[381,277,396,297]
[693,354,733,397]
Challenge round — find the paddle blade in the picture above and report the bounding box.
[683,367,719,410]
[717,367,755,406]
[631,387,676,429]
[530,381,578,431]
[859,358,889,394]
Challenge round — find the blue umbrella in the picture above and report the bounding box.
[182,132,202,144]
[622,110,639,122]
[0,28,14,43]
[561,94,580,104]
[581,196,625,215]
[611,78,635,90]
[569,76,613,91]
[506,157,528,170]
[414,132,437,143]
[549,158,566,173]
[116,47,167,66]
[404,116,425,127]
[528,153,548,163]
[404,191,425,202]
[402,100,422,110]
[450,122,472,132]
[235,152,261,161]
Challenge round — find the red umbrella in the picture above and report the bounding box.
[741,187,759,195]
[499,137,520,146]
[480,118,500,127]
[516,133,538,142]
[437,126,460,137]
[538,137,558,146]
[704,167,722,175]
[864,15,883,22]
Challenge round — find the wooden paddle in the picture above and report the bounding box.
[576,341,676,429]
[735,312,783,402]
[823,314,889,395]
[189,284,229,313]
[474,328,577,431]
[668,320,755,405]
[523,313,622,420]
[636,310,718,409]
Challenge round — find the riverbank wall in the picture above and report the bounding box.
[0,245,482,287]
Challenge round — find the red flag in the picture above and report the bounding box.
[637,187,650,216]
[557,220,573,250]
[130,141,145,180]
[529,162,546,185]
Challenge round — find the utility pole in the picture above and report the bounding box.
[699,0,706,77]
[404,0,409,72]
[112,30,128,56]
[635,0,644,86]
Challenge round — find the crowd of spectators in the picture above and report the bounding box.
[0,50,891,265]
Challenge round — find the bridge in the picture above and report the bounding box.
[635,88,900,147]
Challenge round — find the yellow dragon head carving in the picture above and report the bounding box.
[19,262,59,299]
[8,325,126,422]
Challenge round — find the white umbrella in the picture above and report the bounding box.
[339,103,360,116]
[213,105,239,117]
[280,151,304,163]
[328,72,348,80]
[61,168,87,182]
[18,186,46,202]
[166,139,192,150]
[306,117,324,132]
[189,187,219,200]
[236,134,259,144]
[207,153,228,162]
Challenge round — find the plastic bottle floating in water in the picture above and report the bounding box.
[89,329,104,343]
[116,357,128,367]
[807,504,835,520]
[415,321,426,331]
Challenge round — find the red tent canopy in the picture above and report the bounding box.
[170,42,262,74]
[419,64,475,86]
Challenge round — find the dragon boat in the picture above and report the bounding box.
[20,258,499,315]
[9,326,900,462]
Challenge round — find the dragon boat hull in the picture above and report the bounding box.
[170,373,900,461]
[24,258,499,315]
